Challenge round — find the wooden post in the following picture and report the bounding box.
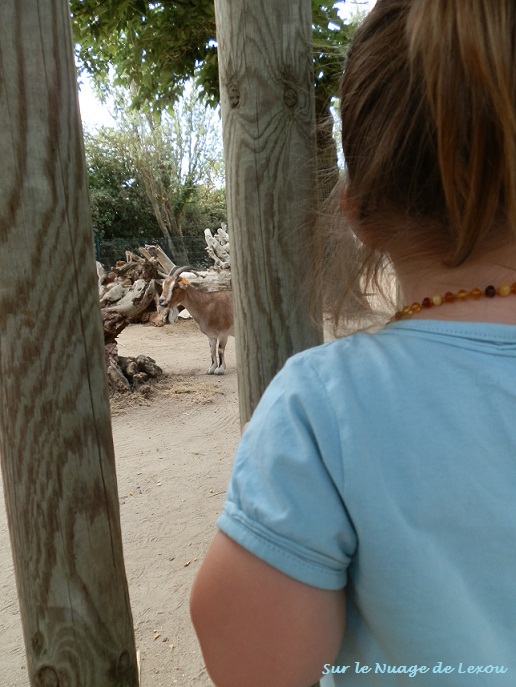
[214,0,323,425]
[0,3,138,685]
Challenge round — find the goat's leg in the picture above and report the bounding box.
[214,335,228,375]
[207,337,218,374]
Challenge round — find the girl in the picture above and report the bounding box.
[191,2,516,685]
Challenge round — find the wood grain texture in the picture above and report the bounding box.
[214,0,323,424]
[0,2,137,685]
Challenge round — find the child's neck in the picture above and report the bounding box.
[393,243,516,325]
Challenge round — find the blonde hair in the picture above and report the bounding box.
[324,0,516,330]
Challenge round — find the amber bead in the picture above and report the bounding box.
[390,283,516,323]
[497,284,511,297]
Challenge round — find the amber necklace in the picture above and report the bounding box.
[391,283,516,321]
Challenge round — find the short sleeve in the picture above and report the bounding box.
[217,353,357,590]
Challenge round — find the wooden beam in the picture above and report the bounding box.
[214,0,323,424]
[0,2,138,684]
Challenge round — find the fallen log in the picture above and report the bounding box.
[204,225,231,269]
[101,285,163,393]
[102,309,129,343]
[118,354,162,393]
[106,279,156,318]
[138,244,175,274]
[106,342,131,393]
[104,337,162,395]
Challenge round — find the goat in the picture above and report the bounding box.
[159,266,234,375]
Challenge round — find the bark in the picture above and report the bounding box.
[0,2,138,684]
[214,0,323,425]
[138,244,176,273]
[204,225,231,269]
[105,279,156,317]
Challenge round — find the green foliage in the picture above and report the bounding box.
[71,0,218,109]
[71,1,358,113]
[84,128,160,239]
[83,85,226,252]
[312,5,357,110]
[182,187,227,236]
[108,83,224,251]
[72,1,362,204]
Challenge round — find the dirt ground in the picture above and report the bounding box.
[0,318,241,686]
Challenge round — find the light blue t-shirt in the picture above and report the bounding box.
[217,320,516,685]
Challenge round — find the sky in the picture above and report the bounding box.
[78,81,115,129]
[77,0,377,129]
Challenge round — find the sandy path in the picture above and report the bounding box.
[0,319,240,686]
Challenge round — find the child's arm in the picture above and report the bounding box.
[191,531,346,687]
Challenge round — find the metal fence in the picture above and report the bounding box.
[94,235,210,270]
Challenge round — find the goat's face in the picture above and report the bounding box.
[159,277,189,308]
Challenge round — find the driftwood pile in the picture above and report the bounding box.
[99,242,231,393]
[204,223,230,269]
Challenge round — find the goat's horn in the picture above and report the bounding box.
[168,265,197,277]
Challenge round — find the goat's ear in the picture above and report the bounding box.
[179,278,189,287]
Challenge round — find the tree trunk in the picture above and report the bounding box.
[215,0,323,425]
[0,2,138,685]
[137,151,190,265]
[167,231,189,266]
